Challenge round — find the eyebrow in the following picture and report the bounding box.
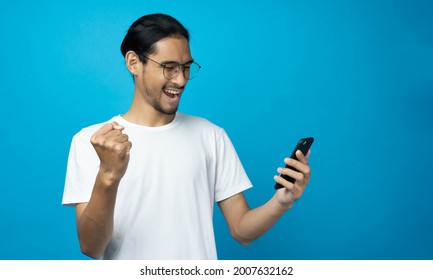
[160,59,194,65]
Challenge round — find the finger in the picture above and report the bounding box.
[284,157,311,175]
[91,122,124,141]
[104,129,124,140]
[277,167,304,182]
[306,149,311,159]
[91,126,110,146]
[274,175,302,195]
[99,122,124,135]
[114,141,132,158]
[125,141,132,153]
[295,150,309,165]
[91,123,114,141]
[274,175,295,191]
[112,133,129,143]
[112,122,125,131]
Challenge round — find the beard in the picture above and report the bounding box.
[143,86,181,116]
[139,74,184,116]
[151,99,179,115]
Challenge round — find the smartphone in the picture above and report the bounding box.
[274,137,314,189]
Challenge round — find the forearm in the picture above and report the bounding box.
[77,171,120,258]
[234,193,292,245]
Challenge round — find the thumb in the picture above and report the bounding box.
[111,122,125,130]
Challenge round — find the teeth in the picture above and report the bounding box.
[165,89,180,95]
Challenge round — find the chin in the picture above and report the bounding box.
[158,107,178,116]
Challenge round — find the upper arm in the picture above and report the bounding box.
[75,202,88,229]
[218,192,250,236]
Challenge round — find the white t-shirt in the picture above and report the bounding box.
[62,113,252,259]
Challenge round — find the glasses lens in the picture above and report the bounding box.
[162,62,201,80]
[163,63,179,80]
[186,62,200,80]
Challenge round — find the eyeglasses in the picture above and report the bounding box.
[144,56,201,80]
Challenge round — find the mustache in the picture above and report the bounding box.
[163,84,185,90]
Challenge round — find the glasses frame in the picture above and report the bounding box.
[144,56,201,80]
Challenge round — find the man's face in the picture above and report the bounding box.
[135,36,192,116]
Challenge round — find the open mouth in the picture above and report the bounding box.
[163,88,182,99]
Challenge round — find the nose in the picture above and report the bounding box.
[170,67,188,87]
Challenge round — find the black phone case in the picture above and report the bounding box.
[274,137,314,189]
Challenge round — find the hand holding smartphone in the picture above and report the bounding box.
[274,137,314,189]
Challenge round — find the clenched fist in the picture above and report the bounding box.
[90,122,132,183]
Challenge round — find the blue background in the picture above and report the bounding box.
[1,0,432,260]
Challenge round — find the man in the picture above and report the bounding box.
[62,13,311,260]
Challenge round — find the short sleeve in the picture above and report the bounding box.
[62,131,100,206]
[214,130,252,202]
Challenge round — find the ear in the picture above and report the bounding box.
[125,51,141,76]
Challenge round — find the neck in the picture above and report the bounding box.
[122,94,176,127]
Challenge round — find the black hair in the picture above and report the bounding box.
[120,13,190,63]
